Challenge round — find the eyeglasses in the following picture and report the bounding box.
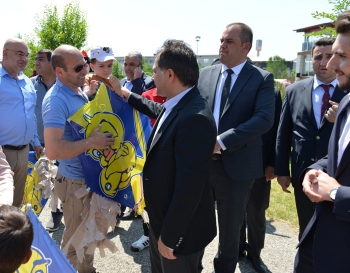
[71,62,89,73]
[5,49,30,59]
[103,47,110,53]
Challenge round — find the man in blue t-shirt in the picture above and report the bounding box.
[42,45,115,272]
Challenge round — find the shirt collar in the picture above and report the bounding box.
[0,65,26,80]
[56,78,88,100]
[162,86,194,112]
[221,60,247,76]
[313,75,338,90]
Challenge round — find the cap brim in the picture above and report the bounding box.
[96,56,116,62]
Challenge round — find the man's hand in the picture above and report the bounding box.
[213,141,222,153]
[324,101,339,123]
[109,76,121,94]
[302,169,322,202]
[88,124,115,149]
[158,236,176,260]
[277,176,292,193]
[34,145,44,157]
[265,166,275,181]
[311,170,341,202]
[121,87,132,101]
[133,66,143,79]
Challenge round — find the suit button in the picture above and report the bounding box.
[311,158,315,162]
[316,136,320,140]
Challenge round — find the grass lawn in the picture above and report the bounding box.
[266,179,299,227]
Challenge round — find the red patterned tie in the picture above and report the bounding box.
[320,84,332,122]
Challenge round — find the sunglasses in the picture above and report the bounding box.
[72,62,89,73]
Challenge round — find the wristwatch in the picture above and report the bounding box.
[330,187,339,201]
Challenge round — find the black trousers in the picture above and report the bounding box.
[240,176,271,257]
[211,160,254,273]
[294,224,315,273]
[149,227,204,273]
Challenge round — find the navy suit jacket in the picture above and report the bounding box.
[121,72,155,95]
[298,93,350,273]
[198,62,275,181]
[275,77,347,185]
[127,87,217,255]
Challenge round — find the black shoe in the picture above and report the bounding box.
[247,255,267,273]
[46,211,63,232]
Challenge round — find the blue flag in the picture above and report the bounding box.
[68,84,151,213]
[16,209,75,273]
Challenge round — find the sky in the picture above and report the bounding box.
[1,0,334,61]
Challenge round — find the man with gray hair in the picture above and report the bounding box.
[120,51,155,95]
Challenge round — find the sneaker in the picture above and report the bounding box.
[130,235,149,252]
[121,208,141,220]
[46,211,63,232]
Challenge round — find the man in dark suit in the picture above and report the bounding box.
[239,88,282,273]
[197,23,275,273]
[274,37,347,238]
[294,11,350,272]
[120,51,155,95]
[118,39,217,273]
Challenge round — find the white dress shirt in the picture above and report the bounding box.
[214,61,246,150]
[338,101,350,166]
[312,76,337,128]
[151,86,194,146]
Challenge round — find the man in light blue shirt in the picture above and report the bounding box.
[0,38,43,207]
[43,45,115,272]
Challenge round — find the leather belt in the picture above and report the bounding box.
[212,153,222,160]
[3,144,28,150]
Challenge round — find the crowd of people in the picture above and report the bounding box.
[1,10,350,273]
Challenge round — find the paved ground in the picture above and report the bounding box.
[39,204,298,273]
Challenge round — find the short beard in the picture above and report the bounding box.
[338,77,350,92]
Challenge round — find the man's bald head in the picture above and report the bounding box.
[2,38,29,76]
[51,45,82,71]
[3,38,28,50]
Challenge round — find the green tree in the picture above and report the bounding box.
[308,0,350,37]
[34,2,88,49]
[112,61,123,79]
[24,1,88,76]
[266,56,287,79]
[142,57,153,76]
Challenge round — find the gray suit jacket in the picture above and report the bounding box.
[198,62,275,181]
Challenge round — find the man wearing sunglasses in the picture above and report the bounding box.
[42,45,114,273]
[0,38,43,207]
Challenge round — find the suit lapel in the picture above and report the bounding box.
[334,96,350,177]
[208,65,221,111]
[147,108,165,152]
[147,87,198,154]
[302,78,318,130]
[222,62,252,117]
